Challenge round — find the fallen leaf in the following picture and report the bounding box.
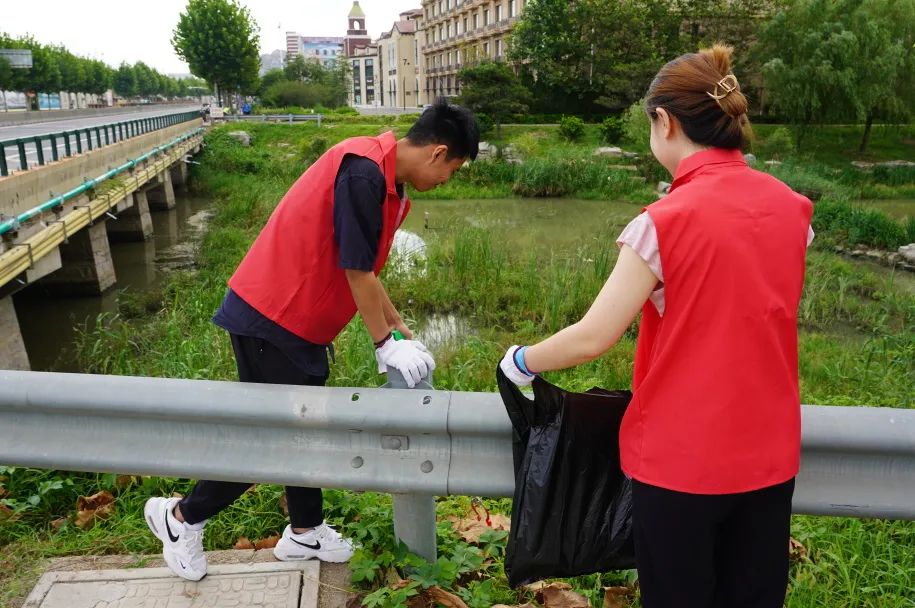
[446,509,511,544]
[76,491,115,512]
[603,586,633,608]
[0,487,7,498]
[789,537,808,561]
[51,518,68,531]
[74,491,116,529]
[233,536,254,550]
[0,503,12,517]
[254,535,280,550]
[171,492,184,499]
[426,586,469,608]
[116,475,139,489]
[525,581,569,593]
[279,494,289,516]
[493,604,537,608]
[538,582,591,608]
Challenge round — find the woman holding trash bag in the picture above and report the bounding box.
[499,44,813,608]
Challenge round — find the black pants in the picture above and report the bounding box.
[178,334,327,529]
[632,477,795,608]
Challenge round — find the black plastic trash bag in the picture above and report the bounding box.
[497,366,636,587]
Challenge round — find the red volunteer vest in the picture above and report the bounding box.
[228,131,409,344]
[619,148,813,494]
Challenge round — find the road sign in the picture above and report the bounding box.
[0,49,33,69]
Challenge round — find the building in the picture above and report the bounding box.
[420,0,526,98]
[377,10,425,109]
[302,37,345,67]
[349,44,379,106]
[285,35,344,67]
[344,1,373,57]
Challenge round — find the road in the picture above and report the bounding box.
[0,105,201,172]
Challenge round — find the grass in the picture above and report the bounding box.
[2,122,914,607]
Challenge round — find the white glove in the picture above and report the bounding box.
[500,345,535,387]
[376,339,436,388]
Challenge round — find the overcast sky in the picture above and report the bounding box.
[2,0,418,74]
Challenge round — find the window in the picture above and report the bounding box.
[496,39,502,57]
[439,26,444,41]
[484,9,490,25]
[447,23,451,38]
[463,17,468,33]
[447,51,452,66]
[473,13,479,29]
[496,4,502,21]
[509,0,516,17]
[483,41,490,56]
[457,49,462,64]
[365,59,374,85]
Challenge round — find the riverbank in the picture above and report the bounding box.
[1,122,913,608]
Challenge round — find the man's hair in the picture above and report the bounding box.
[406,97,480,161]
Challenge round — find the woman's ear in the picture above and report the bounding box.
[654,107,676,140]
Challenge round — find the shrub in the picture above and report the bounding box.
[262,81,337,109]
[622,99,650,147]
[475,113,494,136]
[559,116,586,141]
[757,127,795,160]
[599,116,624,144]
[812,198,908,250]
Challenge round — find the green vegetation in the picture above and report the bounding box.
[1,122,912,607]
[257,56,351,109]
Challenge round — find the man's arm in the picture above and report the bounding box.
[345,269,392,343]
[379,282,412,339]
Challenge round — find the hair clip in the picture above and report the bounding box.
[707,74,739,101]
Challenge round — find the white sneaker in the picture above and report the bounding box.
[144,497,207,581]
[273,522,355,563]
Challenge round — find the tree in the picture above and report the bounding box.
[457,61,530,136]
[172,0,260,105]
[757,0,913,152]
[0,57,12,93]
[114,62,137,98]
[511,0,676,113]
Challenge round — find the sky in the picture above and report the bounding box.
[1,0,418,75]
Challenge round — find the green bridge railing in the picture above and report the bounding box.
[0,110,203,177]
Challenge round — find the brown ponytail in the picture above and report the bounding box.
[646,43,751,150]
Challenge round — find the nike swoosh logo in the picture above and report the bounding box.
[290,537,321,550]
[165,517,181,543]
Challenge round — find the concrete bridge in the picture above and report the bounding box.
[0,108,205,370]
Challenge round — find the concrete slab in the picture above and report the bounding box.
[24,559,320,608]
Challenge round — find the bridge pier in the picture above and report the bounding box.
[41,222,116,295]
[169,161,189,191]
[145,169,176,211]
[107,192,153,242]
[0,296,30,370]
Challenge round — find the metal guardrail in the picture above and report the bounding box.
[223,114,322,126]
[1,371,914,558]
[0,110,203,177]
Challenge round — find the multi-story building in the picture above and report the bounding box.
[302,37,345,67]
[349,44,379,106]
[419,0,526,99]
[377,10,424,109]
[285,35,344,67]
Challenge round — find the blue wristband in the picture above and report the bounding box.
[513,346,534,377]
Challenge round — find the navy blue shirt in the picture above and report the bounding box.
[213,155,394,375]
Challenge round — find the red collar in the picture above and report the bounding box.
[670,148,746,191]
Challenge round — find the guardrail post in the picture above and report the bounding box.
[33,136,44,166]
[16,139,27,170]
[0,142,8,176]
[385,368,437,563]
